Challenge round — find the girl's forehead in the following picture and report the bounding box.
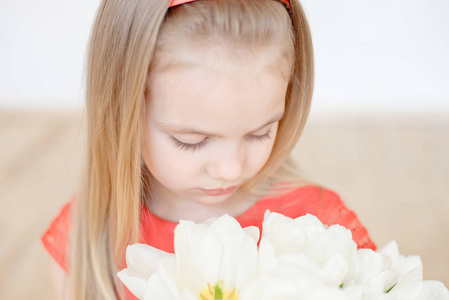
[146,52,288,134]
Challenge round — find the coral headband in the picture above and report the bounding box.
[169,0,291,12]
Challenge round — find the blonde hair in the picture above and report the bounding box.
[71,0,314,298]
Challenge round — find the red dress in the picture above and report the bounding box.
[42,185,376,298]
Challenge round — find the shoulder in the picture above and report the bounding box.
[41,199,73,272]
[257,185,376,250]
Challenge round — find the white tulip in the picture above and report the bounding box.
[118,214,259,299]
[260,211,358,287]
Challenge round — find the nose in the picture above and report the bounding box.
[206,143,244,181]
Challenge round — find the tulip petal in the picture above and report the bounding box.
[125,243,173,278]
[117,269,147,299]
[144,258,181,300]
[418,281,449,300]
[243,226,260,244]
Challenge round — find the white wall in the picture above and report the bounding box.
[1,0,448,113]
[0,0,101,109]
[301,0,449,115]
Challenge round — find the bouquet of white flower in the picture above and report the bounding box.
[118,211,449,300]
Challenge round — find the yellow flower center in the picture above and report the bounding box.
[198,281,238,300]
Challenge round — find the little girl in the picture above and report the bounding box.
[42,0,376,299]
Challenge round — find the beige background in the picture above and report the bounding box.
[0,110,448,298]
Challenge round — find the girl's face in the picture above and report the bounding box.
[141,49,289,218]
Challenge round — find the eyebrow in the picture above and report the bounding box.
[156,111,285,138]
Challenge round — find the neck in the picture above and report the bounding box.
[143,182,259,223]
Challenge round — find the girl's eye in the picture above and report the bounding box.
[170,128,272,152]
[170,136,208,152]
[247,128,272,143]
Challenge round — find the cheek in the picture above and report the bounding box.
[141,131,199,186]
[247,124,280,174]
[246,139,276,175]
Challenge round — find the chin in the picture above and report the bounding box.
[194,192,235,206]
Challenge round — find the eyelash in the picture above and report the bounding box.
[247,128,272,143]
[170,137,208,152]
[170,128,273,152]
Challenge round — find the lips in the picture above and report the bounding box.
[200,186,237,196]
